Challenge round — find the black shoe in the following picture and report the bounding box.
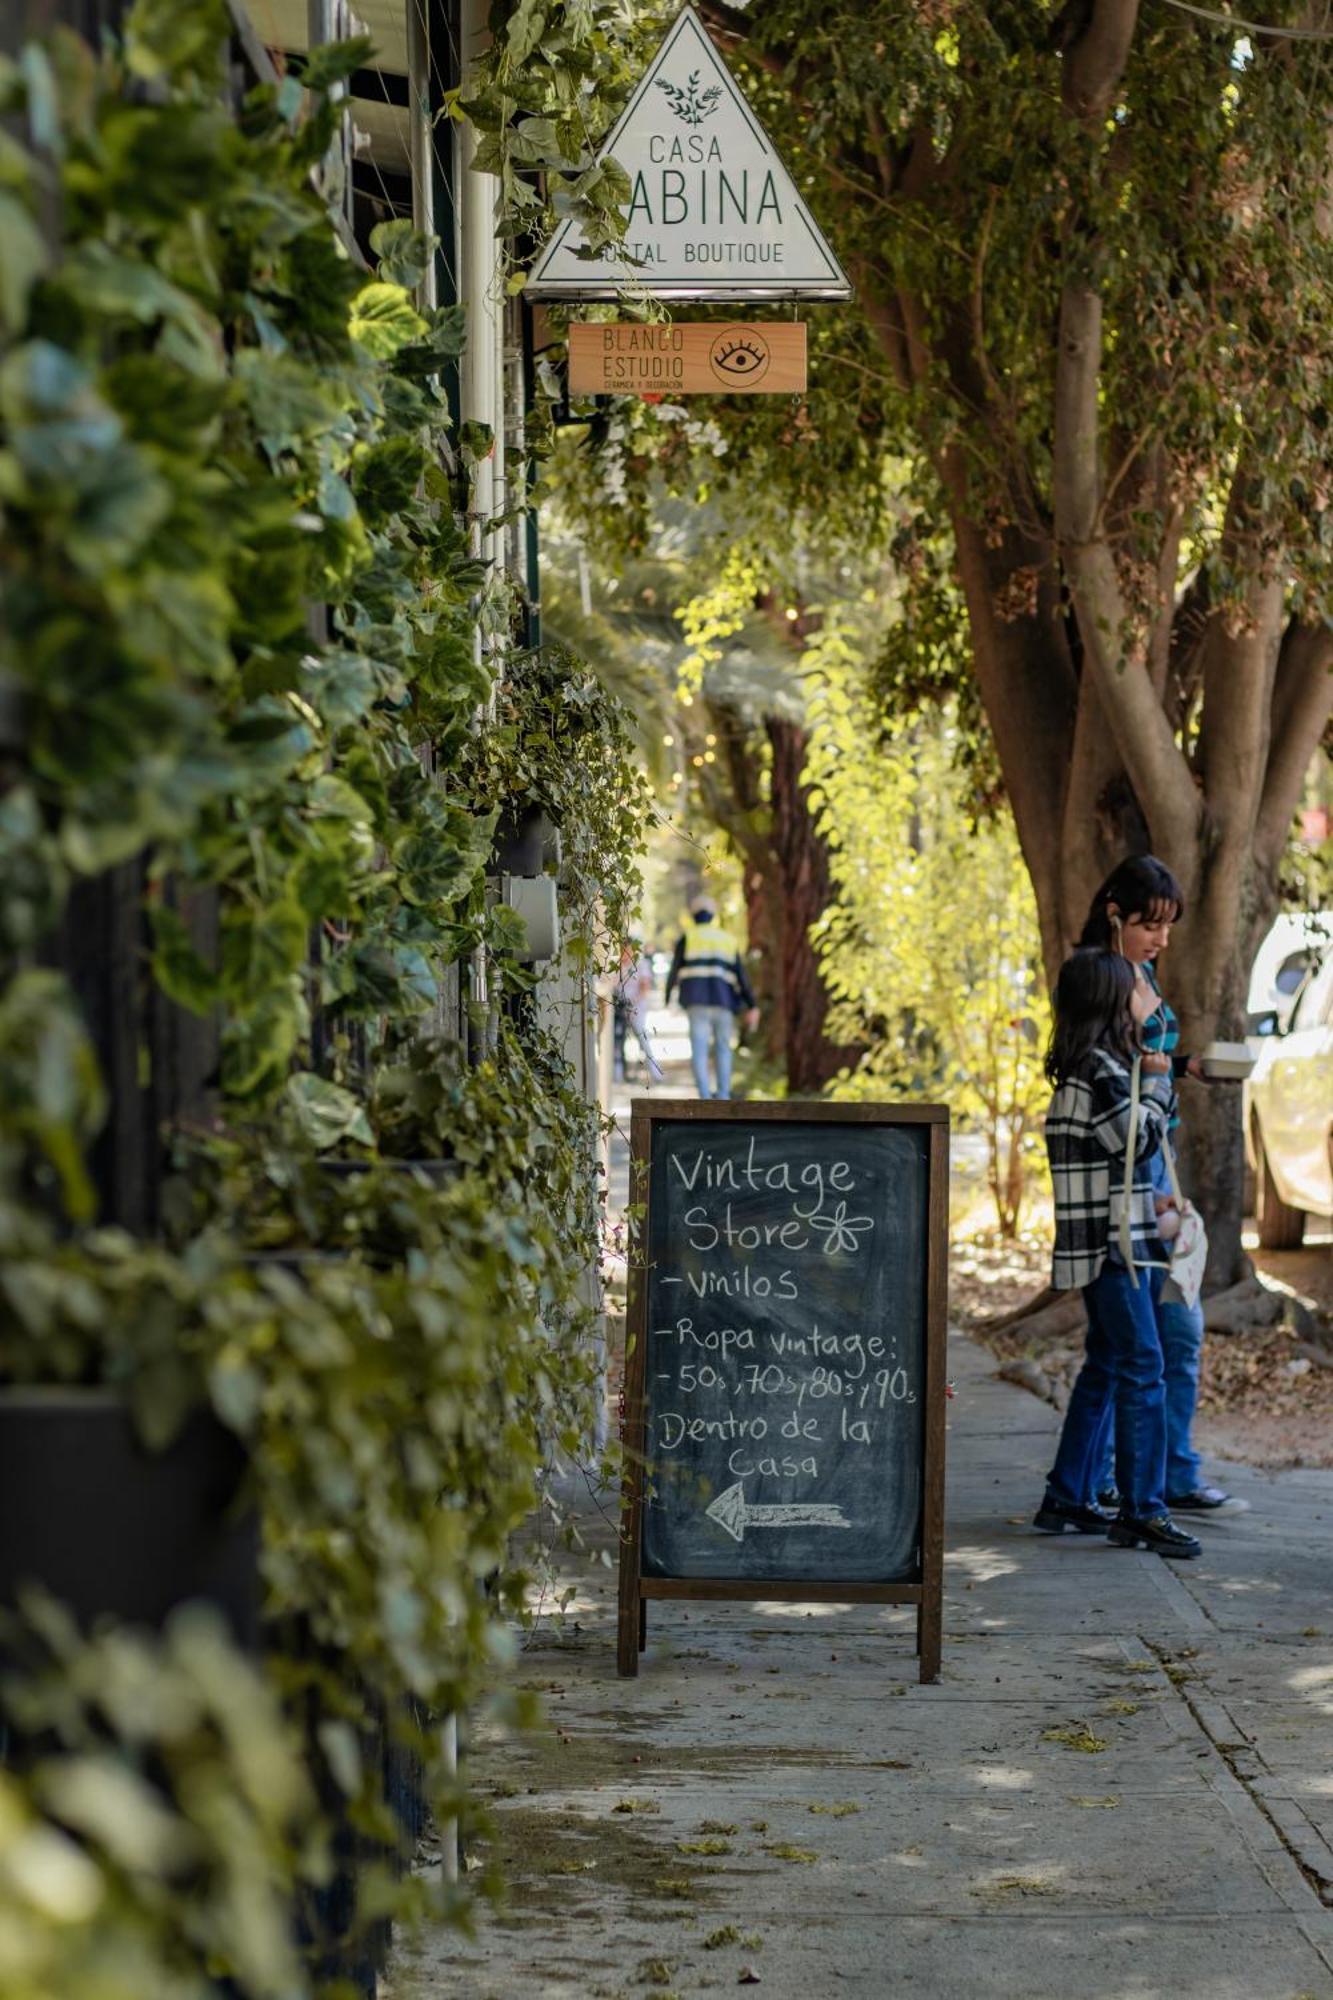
[1033,1496,1115,1535]
[1107,1513,1202,1559]
[1096,1486,1120,1510]
[1166,1485,1244,1513]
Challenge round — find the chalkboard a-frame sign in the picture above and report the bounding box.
[619,1100,948,1684]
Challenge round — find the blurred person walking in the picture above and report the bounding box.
[664,896,758,1101]
[615,941,663,1085]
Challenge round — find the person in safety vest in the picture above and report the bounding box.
[664,895,758,1101]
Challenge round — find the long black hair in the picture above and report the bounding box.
[1046,949,1142,1084]
[1079,855,1185,949]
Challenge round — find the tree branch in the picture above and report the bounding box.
[697,0,794,84]
[1053,281,1202,873]
[1165,568,1211,729]
[1254,618,1333,870]
[1196,587,1285,860]
[1057,0,1142,125]
[1059,672,1146,947]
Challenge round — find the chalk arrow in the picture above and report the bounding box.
[704,1480,851,1544]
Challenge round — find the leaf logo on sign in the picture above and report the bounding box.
[657,71,723,127]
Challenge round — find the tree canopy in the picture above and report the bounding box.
[543,0,1333,1279]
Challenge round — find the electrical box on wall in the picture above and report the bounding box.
[501,875,560,964]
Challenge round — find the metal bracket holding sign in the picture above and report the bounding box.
[618,1099,948,1685]
[527,6,851,303]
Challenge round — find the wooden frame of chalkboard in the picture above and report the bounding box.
[618,1100,948,1684]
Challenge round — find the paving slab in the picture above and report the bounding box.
[396,1913,1333,2000]
[384,1331,1333,1999]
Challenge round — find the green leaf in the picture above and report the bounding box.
[150,904,220,1014]
[458,419,494,464]
[392,302,468,378]
[66,441,173,575]
[301,33,376,92]
[58,242,221,376]
[221,980,307,1100]
[38,1758,184,1873]
[0,189,47,333]
[316,1719,363,1796]
[349,281,429,360]
[351,434,428,520]
[59,810,156,875]
[233,348,345,457]
[506,0,547,64]
[18,44,62,156]
[285,1071,374,1150]
[369,219,436,291]
[124,0,230,85]
[221,898,308,1002]
[129,1351,200,1451]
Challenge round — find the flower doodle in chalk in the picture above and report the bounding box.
[657,70,723,126]
[807,1202,875,1255]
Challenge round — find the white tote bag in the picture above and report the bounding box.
[1118,1057,1208,1310]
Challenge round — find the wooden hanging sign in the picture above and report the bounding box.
[568,320,806,397]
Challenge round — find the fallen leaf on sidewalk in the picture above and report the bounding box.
[1069,1795,1121,1808]
[1103,1699,1140,1715]
[762,1843,818,1863]
[703,1928,743,1950]
[1040,1723,1109,1753]
[677,1837,732,1855]
[976,1874,1061,1904]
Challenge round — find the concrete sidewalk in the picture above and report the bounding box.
[388,1331,1333,2000]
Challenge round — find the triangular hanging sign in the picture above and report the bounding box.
[527,6,851,302]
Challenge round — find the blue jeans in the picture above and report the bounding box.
[1090,1289,1203,1497]
[1090,1155,1204,1497]
[1046,1262,1168,1520]
[688,1005,734,1099]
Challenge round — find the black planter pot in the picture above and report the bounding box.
[491,803,559,877]
[0,1389,259,1648]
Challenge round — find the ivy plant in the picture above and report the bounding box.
[0,0,651,1976]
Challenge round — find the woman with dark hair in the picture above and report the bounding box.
[1078,856,1235,1514]
[1033,949,1200,1558]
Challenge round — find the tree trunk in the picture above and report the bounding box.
[740,851,786,1066]
[698,697,786,1062]
[1172,1079,1254,1293]
[767,716,861,1093]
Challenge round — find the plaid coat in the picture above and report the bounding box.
[1046,1049,1173,1291]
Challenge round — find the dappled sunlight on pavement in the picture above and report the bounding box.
[387,1332,1333,2000]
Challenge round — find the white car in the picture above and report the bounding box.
[1246,929,1333,1247]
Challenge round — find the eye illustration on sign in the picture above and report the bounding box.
[709,329,770,385]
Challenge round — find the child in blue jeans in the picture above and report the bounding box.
[1032,950,1201,1560]
[1077,856,1231,1511]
